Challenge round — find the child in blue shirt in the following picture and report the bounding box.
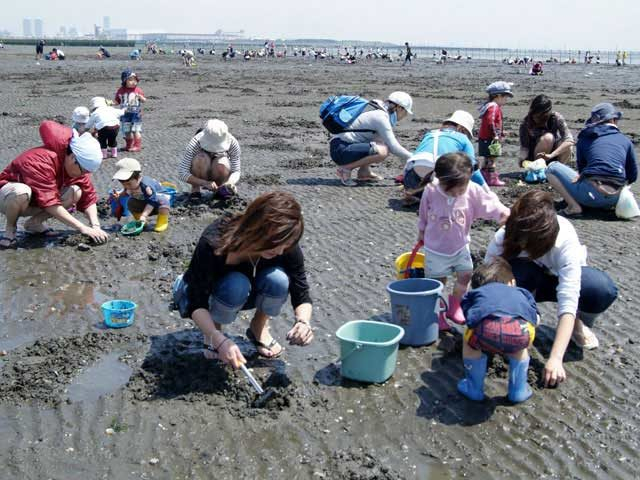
[112,158,170,232]
[458,257,539,403]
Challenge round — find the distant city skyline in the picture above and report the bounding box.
[2,0,639,50]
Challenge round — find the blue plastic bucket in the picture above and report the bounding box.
[386,278,445,346]
[160,187,177,207]
[335,320,405,383]
[101,300,137,328]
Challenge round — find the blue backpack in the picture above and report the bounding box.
[319,95,381,134]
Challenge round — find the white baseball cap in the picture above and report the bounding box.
[388,91,414,115]
[198,119,232,152]
[113,157,142,180]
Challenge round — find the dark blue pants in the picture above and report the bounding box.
[509,258,617,325]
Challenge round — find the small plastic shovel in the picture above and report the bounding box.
[239,364,276,408]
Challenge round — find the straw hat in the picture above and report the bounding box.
[198,119,231,152]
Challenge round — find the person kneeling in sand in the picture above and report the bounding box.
[111,158,171,232]
[329,92,414,185]
[0,121,108,249]
[458,258,539,403]
[178,119,241,202]
[401,110,487,205]
[172,191,314,368]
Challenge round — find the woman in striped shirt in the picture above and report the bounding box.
[178,119,241,200]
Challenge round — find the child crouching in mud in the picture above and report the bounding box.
[458,258,539,403]
[417,152,510,330]
[111,158,170,232]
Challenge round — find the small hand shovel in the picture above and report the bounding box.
[239,364,276,408]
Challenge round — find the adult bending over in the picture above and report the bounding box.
[178,119,241,201]
[518,94,574,166]
[0,121,109,249]
[330,91,413,185]
[172,191,313,368]
[485,190,617,386]
[546,103,637,217]
[402,110,488,204]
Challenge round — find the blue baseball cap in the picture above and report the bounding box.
[586,102,622,126]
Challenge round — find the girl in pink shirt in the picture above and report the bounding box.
[417,152,510,329]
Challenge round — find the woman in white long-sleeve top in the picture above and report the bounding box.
[485,190,617,387]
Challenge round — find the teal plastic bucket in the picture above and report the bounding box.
[335,320,405,383]
[386,278,445,346]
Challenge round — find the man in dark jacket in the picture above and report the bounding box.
[546,103,637,217]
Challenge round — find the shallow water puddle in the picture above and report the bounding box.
[66,352,132,403]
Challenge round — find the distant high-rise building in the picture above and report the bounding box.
[94,25,102,38]
[34,18,43,37]
[69,27,78,37]
[60,26,67,37]
[23,18,32,37]
[103,16,111,31]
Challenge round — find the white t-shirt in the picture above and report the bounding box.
[485,216,587,317]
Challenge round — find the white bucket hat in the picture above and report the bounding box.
[72,106,90,124]
[387,91,414,115]
[90,96,107,110]
[445,110,474,137]
[113,157,142,180]
[198,119,231,152]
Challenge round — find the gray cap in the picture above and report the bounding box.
[486,81,514,97]
[586,102,622,126]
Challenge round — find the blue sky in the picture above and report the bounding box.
[2,0,638,50]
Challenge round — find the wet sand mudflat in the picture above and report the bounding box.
[0,46,639,479]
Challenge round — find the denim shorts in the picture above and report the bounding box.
[329,137,375,166]
[546,162,620,209]
[425,245,473,279]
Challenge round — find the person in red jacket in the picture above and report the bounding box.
[478,81,513,187]
[0,121,109,249]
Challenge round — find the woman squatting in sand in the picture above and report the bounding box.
[172,191,314,368]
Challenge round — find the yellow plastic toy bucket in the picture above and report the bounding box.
[394,241,425,279]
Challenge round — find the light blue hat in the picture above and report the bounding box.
[486,81,514,97]
[586,102,622,126]
[70,132,102,173]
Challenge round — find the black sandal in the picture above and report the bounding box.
[245,328,283,359]
[0,236,18,250]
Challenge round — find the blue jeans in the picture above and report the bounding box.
[172,267,290,324]
[509,258,618,324]
[329,137,375,166]
[547,162,620,209]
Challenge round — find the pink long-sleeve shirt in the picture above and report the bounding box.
[418,180,510,256]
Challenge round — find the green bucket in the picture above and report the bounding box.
[335,320,405,383]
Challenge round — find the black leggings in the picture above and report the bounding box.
[98,125,120,148]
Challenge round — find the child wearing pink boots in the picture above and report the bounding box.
[417,152,510,330]
[115,69,146,152]
[477,81,513,186]
[86,97,124,159]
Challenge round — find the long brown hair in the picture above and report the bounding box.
[501,190,559,260]
[215,191,304,255]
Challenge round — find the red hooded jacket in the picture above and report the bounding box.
[0,121,97,211]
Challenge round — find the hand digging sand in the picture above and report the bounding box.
[239,364,276,408]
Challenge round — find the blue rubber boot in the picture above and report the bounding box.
[508,357,532,403]
[457,354,487,401]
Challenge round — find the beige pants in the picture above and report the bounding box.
[0,182,79,216]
